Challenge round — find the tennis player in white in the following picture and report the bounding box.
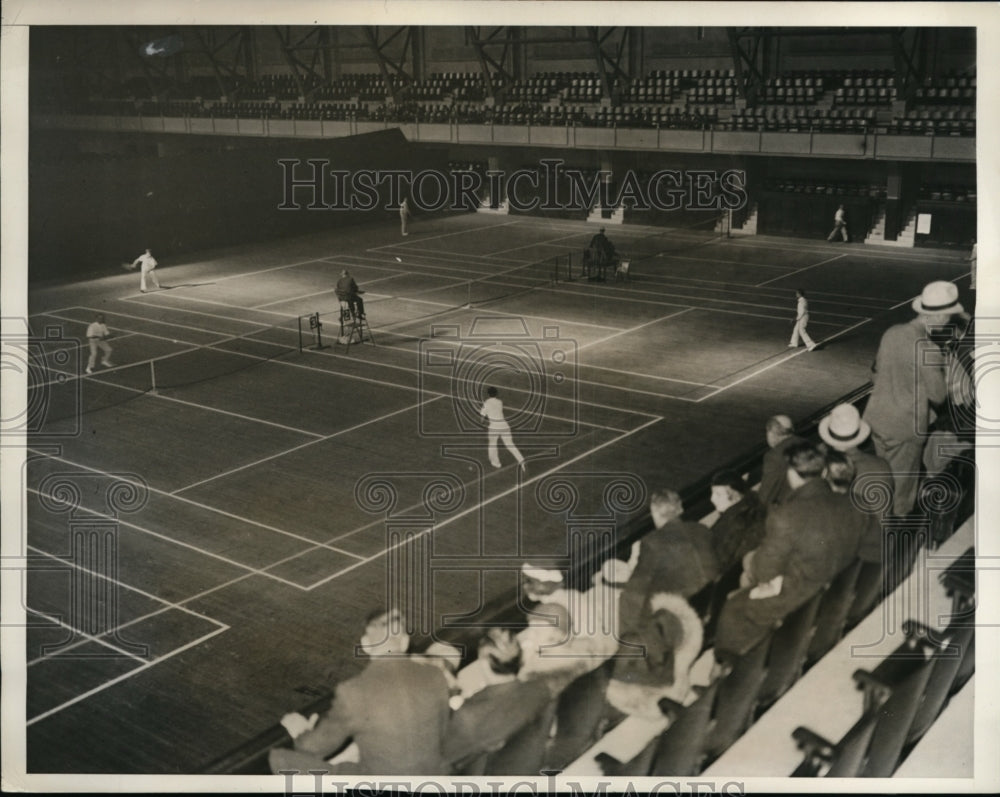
[480,386,526,471]
[84,313,114,374]
[129,248,161,292]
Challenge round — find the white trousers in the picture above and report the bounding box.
[790,316,816,348]
[487,422,524,468]
[87,338,112,369]
[140,263,160,291]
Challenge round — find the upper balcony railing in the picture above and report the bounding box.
[32,110,975,162]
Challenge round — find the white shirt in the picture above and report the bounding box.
[796,295,809,320]
[86,321,109,339]
[134,253,157,270]
[480,396,508,427]
[834,208,845,224]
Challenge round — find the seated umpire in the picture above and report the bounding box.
[336,269,366,319]
[585,227,617,278]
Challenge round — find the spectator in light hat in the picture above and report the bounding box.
[863,281,959,515]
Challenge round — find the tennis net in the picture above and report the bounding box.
[28,320,301,432]
[310,255,566,337]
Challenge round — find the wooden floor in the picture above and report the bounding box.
[22,212,971,772]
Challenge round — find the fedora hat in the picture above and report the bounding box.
[912,281,963,315]
[818,403,871,450]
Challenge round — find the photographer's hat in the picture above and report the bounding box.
[912,281,963,315]
[818,403,871,451]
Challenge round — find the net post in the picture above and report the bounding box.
[149,361,157,395]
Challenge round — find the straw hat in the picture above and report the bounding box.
[818,403,871,450]
[912,281,963,315]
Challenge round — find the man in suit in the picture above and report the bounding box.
[713,443,864,664]
[617,489,719,638]
[818,403,893,564]
[758,414,805,507]
[863,281,956,515]
[269,607,451,775]
[707,469,767,573]
[444,632,554,771]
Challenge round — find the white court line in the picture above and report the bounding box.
[374,244,537,263]
[488,231,591,257]
[23,542,230,633]
[622,270,891,308]
[574,308,697,359]
[24,578,248,669]
[755,253,849,287]
[368,219,521,251]
[542,280,867,321]
[292,317,687,414]
[252,270,407,309]
[86,371,326,439]
[132,290,296,318]
[113,290,670,421]
[308,414,664,586]
[27,624,230,726]
[122,294,286,326]
[49,305,254,339]
[726,237,962,262]
[171,396,445,495]
[695,316,874,402]
[23,606,149,664]
[27,449,368,560]
[372,293,624,333]
[25,487,313,595]
[209,255,335,284]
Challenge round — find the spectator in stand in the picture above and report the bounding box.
[707,470,767,573]
[824,451,880,561]
[455,628,522,703]
[268,607,451,775]
[443,635,553,772]
[758,414,805,508]
[818,402,894,549]
[605,592,704,721]
[713,442,864,664]
[863,281,957,516]
[826,204,848,242]
[617,489,719,639]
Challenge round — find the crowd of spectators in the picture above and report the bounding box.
[266,278,974,776]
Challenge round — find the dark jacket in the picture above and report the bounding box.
[619,519,719,636]
[758,435,806,507]
[714,478,864,661]
[442,678,553,767]
[710,492,767,572]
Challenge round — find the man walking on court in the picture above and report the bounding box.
[788,289,817,351]
[827,204,848,242]
[84,313,114,374]
[400,197,411,236]
[480,386,526,472]
[129,248,160,292]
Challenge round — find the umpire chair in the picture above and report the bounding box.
[338,301,374,350]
